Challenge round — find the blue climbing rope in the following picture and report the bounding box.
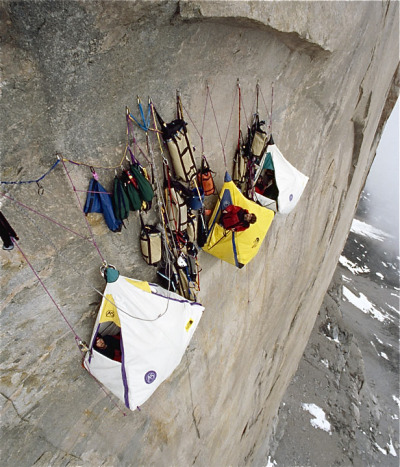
[0,159,60,185]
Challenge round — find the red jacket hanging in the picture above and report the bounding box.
[220,205,250,232]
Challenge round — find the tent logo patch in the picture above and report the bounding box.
[144,370,157,384]
[106,309,115,318]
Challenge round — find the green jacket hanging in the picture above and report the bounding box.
[113,176,130,221]
[130,164,154,202]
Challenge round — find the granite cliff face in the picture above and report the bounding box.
[1,2,398,465]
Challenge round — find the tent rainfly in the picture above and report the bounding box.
[253,142,309,214]
[83,267,204,410]
[202,172,275,268]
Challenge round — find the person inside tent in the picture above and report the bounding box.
[255,169,278,200]
[94,334,122,362]
[220,205,257,232]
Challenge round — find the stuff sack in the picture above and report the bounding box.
[233,146,247,190]
[197,158,216,196]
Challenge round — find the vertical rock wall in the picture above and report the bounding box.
[1,1,398,465]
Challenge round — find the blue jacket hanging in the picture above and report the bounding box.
[84,178,122,232]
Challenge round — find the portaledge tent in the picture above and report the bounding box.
[254,143,309,214]
[202,172,275,268]
[83,268,204,410]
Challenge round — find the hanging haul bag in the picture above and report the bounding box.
[233,146,247,190]
[165,186,188,233]
[139,217,162,266]
[197,158,216,196]
[156,107,197,182]
[166,120,197,182]
[251,131,268,157]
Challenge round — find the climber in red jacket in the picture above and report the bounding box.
[220,204,257,232]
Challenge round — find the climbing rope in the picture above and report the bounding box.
[223,84,239,149]
[11,238,86,349]
[0,192,91,242]
[206,84,228,170]
[259,83,273,132]
[0,159,61,186]
[60,158,106,263]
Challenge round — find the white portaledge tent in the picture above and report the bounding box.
[253,142,309,214]
[83,267,204,410]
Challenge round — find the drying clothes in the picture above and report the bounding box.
[0,211,19,250]
[83,178,122,232]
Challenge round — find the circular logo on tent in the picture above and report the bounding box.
[289,194,294,202]
[144,370,157,384]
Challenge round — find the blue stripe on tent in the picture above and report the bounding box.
[207,188,233,236]
[224,171,232,182]
[232,232,239,267]
[120,336,130,409]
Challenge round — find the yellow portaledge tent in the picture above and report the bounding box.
[202,172,275,268]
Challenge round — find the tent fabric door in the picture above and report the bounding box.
[254,144,309,214]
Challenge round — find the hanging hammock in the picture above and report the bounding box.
[83,267,204,410]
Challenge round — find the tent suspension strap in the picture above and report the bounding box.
[239,83,250,128]
[259,83,273,132]
[60,158,106,264]
[200,84,209,157]
[11,238,86,351]
[238,80,241,149]
[206,85,228,170]
[175,91,204,209]
[180,97,208,157]
[223,83,238,149]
